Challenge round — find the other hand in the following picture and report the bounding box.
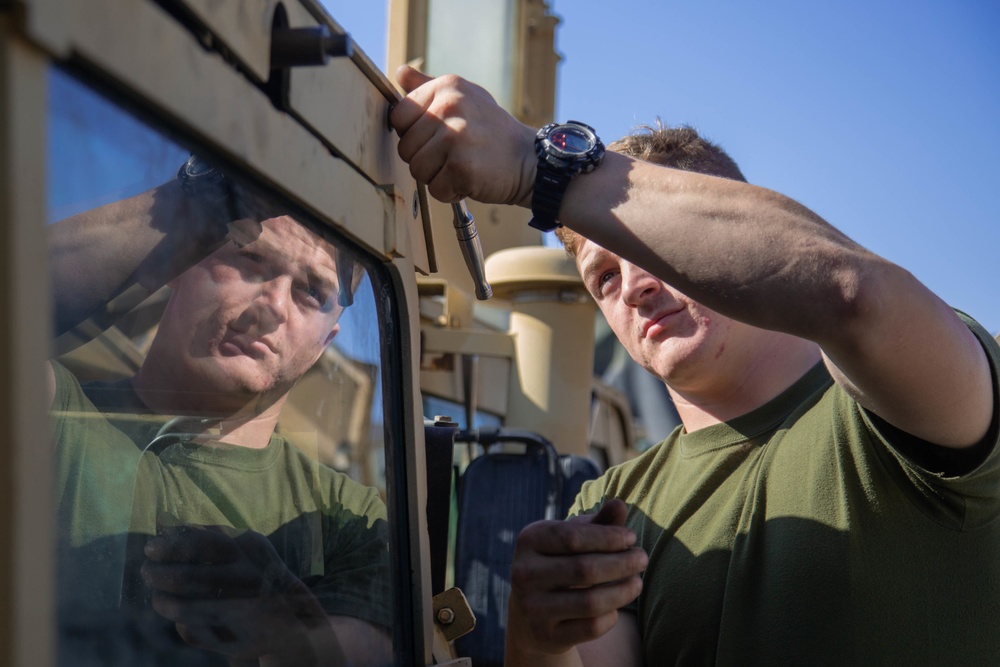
[506,499,648,658]
[142,524,345,665]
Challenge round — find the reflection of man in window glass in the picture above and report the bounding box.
[47,165,391,667]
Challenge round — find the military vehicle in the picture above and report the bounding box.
[0,1,665,664]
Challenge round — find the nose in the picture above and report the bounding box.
[620,261,660,307]
[254,276,290,326]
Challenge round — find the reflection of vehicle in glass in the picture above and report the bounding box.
[0,2,664,665]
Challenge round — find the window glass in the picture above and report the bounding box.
[47,67,394,666]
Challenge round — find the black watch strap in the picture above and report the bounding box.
[528,169,573,232]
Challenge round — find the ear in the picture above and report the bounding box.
[307,323,340,368]
[322,323,340,348]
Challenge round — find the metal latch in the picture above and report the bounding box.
[430,587,476,664]
[432,587,476,642]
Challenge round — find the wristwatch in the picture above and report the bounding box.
[177,153,238,221]
[529,121,605,232]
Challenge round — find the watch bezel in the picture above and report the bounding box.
[535,121,605,173]
[529,120,605,232]
[177,153,232,204]
[537,122,599,160]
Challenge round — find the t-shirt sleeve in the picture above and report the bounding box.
[313,480,393,628]
[864,311,1000,529]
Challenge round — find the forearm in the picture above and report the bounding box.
[559,152,881,340]
[49,180,228,335]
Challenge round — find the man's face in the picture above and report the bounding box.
[577,239,747,390]
[152,216,347,405]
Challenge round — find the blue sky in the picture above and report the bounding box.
[327,1,1000,333]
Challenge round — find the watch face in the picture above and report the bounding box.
[184,154,216,178]
[547,125,595,156]
[178,154,232,203]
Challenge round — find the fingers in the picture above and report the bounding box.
[512,502,645,590]
[141,525,324,662]
[141,559,261,597]
[395,63,433,94]
[426,165,468,204]
[143,526,285,599]
[147,567,298,659]
[232,528,285,571]
[508,554,644,654]
[520,516,636,557]
[398,125,449,186]
[523,579,642,648]
[389,73,463,201]
[506,501,647,655]
[389,66,437,138]
[527,577,644,622]
[512,544,647,591]
[589,497,629,527]
[158,598,272,659]
[388,67,537,207]
[145,524,241,564]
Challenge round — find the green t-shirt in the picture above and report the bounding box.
[50,362,392,664]
[571,314,1000,666]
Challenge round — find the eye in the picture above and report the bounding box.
[232,250,269,280]
[236,250,268,273]
[594,269,619,297]
[296,282,327,309]
[240,251,265,264]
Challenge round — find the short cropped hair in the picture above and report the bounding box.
[554,121,746,256]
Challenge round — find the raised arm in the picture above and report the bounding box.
[49,161,264,337]
[46,160,266,411]
[390,67,993,449]
[559,153,992,449]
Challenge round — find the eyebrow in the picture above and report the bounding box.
[237,238,340,293]
[579,248,610,287]
[308,268,338,296]
[296,252,340,302]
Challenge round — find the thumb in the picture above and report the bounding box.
[395,64,434,93]
[589,498,628,528]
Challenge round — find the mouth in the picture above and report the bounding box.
[219,329,276,359]
[641,308,684,340]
